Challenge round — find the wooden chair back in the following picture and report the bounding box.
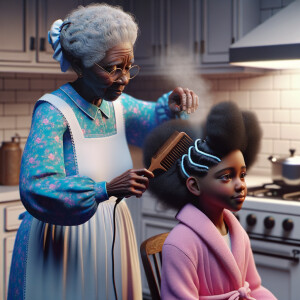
[140,232,169,300]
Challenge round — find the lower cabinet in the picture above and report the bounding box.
[0,201,25,300]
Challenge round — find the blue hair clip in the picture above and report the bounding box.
[48,19,71,72]
[194,139,221,162]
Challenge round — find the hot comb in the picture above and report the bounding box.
[148,131,193,172]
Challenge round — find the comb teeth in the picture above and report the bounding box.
[148,131,193,172]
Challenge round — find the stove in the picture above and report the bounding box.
[237,182,300,300]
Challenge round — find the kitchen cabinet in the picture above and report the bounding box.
[0,0,82,73]
[0,186,24,300]
[200,0,260,65]
[0,0,260,74]
[130,0,260,74]
[129,0,197,74]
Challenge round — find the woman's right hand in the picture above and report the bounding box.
[106,168,154,199]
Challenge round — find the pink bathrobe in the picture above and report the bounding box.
[161,204,277,300]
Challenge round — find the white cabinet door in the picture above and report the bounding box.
[163,0,196,66]
[0,0,35,62]
[128,0,159,69]
[201,0,260,65]
[36,0,82,64]
[201,0,233,64]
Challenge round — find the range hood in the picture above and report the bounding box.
[230,0,300,69]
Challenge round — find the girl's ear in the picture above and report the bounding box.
[186,177,201,196]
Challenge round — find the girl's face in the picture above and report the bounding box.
[196,149,247,212]
[80,42,134,102]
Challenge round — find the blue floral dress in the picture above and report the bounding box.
[8,83,179,300]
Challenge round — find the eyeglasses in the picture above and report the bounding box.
[94,63,140,81]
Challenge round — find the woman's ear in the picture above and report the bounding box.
[186,177,201,196]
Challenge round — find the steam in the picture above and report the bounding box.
[162,46,214,125]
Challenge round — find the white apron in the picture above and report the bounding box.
[24,93,142,300]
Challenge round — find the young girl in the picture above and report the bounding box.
[143,102,277,300]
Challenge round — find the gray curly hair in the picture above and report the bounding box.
[60,3,138,68]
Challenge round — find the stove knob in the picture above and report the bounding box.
[282,219,294,232]
[264,216,275,229]
[246,214,257,226]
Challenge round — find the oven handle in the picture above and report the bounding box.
[253,249,300,263]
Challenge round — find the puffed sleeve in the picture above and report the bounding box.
[20,101,108,226]
[161,244,199,300]
[121,92,187,147]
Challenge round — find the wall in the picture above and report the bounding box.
[1,70,300,177]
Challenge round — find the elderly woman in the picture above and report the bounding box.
[8,3,199,300]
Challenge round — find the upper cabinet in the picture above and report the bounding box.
[0,0,260,74]
[200,0,260,66]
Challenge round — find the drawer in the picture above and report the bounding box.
[4,236,15,299]
[5,205,25,231]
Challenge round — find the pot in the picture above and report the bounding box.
[268,149,300,186]
[0,134,22,185]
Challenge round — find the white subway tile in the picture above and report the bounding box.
[30,79,56,91]
[290,74,300,89]
[273,109,290,123]
[281,124,300,140]
[281,91,300,108]
[218,79,238,91]
[4,104,29,116]
[16,116,32,129]
[260,139,273,154]
[16,91,43,103]
[254,109,273,123]
[250,91,280,108]
[261,123,280,139]
[211,91,230,103]
[240,76,273,90]
[273,74,290,89]
[0,91,15,102]
[4,129,30,141]
[228,91,250,108]
[0,116,15,129]
[255,153,272,168]
[273,140,291,154]
[291,110,300,123]
[4,79,29,90]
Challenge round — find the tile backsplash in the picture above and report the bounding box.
[1,70,300,176]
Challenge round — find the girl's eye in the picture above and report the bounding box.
[241,172,247,179]
[219,174,231,181]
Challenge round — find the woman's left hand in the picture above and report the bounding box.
[168,87,199,114]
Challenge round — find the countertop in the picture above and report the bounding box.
[0,185,20,203]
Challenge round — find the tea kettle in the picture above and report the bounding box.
[0,134,22,185]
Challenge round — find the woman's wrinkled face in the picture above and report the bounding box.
[81,42,134,102]
[196,150,247,212]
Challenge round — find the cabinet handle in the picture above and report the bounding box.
[200,40,205,54]
[194,41,199,53]
[231,37,235,44]
[30,37,35,50]
[152,45,156,56]
[40,37,46,51]
[253,249,300,263]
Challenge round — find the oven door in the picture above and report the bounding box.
[250,237,300,300]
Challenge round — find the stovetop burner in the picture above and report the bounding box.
[247,183,300,201]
